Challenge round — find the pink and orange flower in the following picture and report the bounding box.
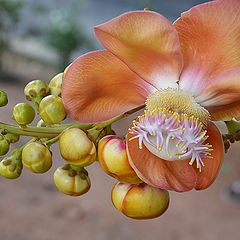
[62,0,240,192]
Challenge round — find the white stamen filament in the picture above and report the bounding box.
[129,109,212,172]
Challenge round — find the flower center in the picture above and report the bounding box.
[129,89,212,172]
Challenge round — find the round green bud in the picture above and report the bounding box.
[53,166,90,196]
[49,73,63,96]
[39,95,66,124]
[12,103,35,125]
[22,142,52,174]
[4,133,20,143]
[0,136,9,156]
[0,160,22,179]
[24,80,49,101]
[0,91,8,107]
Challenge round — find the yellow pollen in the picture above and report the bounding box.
[146,88,210,125]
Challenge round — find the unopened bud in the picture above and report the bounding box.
[53,166,90,196]
[12,103,35,125]
[0,137,10,156]
[49,73,63,96]
[22,142,52,173]
[60,128,96,167]
[39,95,66,124]
[0,91,8,107]
[98,135,141,184]
[4,133,20,143]
[0,160,22,179]
[24,80,49,102]
[112,182,169,219]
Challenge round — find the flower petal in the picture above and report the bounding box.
[126,133,197,192]
[94,11,183,89]
[174,0,240,96]
[62,50,156,123]
[196,68,240,121]
[195,121,224,190]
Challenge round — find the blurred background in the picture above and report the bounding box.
[0,0,240,240]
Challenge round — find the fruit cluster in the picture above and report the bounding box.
[0,71,169,219]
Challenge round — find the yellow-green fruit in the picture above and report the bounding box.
[39,95,66,124]
[0,161,21,179]
[24,80,49,101]
[112,182,169,220]
[22,142,52,173]
[98,135,141,184]
[53,166,90,196]
[49,73,63,96]
[12,103,35,125]
[0,137,10,156]
[60,128,96,167]
[0,90,8,107]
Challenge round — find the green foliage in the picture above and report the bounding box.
[0,0,23,70]
[44,0,93,70]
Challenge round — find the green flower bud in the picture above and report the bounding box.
[24,80,49,103]
[22,142,52,174]
[12,103,35,125]
[0,91,8,107]
[53,165,90,196]
[0,136,10,156]
[4,133,20,143]
[49,73,63,96]
[39,95,66,124]
[0,160,22,179]
[0,149,22,179]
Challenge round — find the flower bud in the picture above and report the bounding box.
[0,149,22,179]
[0,136,9,156]
[24,80,49,102]
[22,142,52,173]
[39,95,66,124]
[0,160,22,179]
[112,182,169,219]
[60,128,96,167]
[12,103,35,125]
[0,90,8,107]
[4,133,20,143]
[63,64,71,76]
[49,73,63,96]
[98,135,141,184]
[53,165,90,196]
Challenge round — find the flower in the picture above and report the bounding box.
[62,0,240,192]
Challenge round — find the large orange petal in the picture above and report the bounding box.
[174,0,240,97]
[62,50,155,123]
[126,133,197,192]
[94,11,183,89]
[195,121,224,190]
[196,68,240,121]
